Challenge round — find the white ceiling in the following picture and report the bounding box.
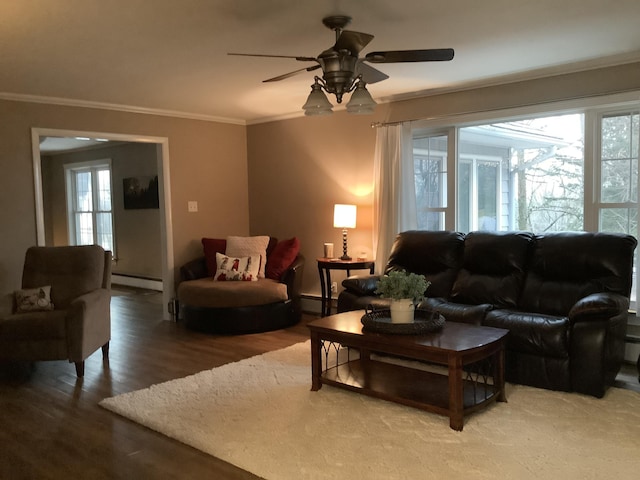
[1,0,639,125]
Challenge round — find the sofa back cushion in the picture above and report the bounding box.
[450,231,534,308]
[385,230,465,298]
[519,232,637,315]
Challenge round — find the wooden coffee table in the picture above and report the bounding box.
[308,310,509,431]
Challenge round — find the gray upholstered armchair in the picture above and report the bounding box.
[0,245,112,377]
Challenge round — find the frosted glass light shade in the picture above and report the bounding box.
[346,82,376,114]
[302,84,333,116]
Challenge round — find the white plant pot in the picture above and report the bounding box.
[390,299,415,324]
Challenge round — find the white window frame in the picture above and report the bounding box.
[64,159,115,255]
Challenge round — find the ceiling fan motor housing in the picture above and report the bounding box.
[318,49,358,102]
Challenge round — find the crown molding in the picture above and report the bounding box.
[0,92,247,126]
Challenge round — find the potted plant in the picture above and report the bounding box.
[375,270,430,323]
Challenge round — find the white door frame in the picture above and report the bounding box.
[31,127,174,320]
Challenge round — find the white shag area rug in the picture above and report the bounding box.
[100,341,640,480]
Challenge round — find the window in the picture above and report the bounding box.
[413,134,448,230]
[65,160,115,253]
[597,111,639,235]
[411,103,640,314]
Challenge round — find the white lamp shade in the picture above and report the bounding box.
[333,204,357,229]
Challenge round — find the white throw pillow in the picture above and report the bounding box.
[15,285,54,312]
[225,235,270,278]
[213,253,260,282]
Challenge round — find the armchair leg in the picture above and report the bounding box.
[75,361,85,377]
[102,341,110,359]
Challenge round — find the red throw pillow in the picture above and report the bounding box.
[266,237,300,280]
[202,238,227,277]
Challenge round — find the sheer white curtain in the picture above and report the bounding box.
[373,122,417,273]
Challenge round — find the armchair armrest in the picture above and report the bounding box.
[180,257,209,281]
[568,292,629,323]
[341,275,382,296]
[66,288,111,361]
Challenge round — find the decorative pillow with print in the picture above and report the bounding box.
[15,285,55,312]
[214,252,260,281]
[225,235,270,278]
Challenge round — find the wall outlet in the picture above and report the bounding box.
[187,201,198,212]
[331,282,338,293]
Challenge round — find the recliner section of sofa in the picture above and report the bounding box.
[337,230,637,397]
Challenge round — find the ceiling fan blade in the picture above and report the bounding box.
[334,30,374,54]
[356,61,389,84]
[365,48,455,63]
[228,53,318,62]
[262,64,321,83]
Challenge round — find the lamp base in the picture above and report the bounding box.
[340,228,351,261]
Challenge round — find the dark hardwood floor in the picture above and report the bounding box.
[1,287,638,479]
[0,287,312,480]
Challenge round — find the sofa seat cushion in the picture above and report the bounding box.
[0,309,68,340]
[178,278,288,309]
[484,309,569,357]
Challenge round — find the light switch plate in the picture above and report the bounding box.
[188,201,198,212]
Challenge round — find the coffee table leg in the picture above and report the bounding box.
[310,332,322,391]
[448,355,464,431]
[496,348,507,402]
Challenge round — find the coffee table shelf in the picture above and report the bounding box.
[322,359,498,417]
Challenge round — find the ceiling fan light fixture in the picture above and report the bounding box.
[302,80,333,116]
[346,81,376,115]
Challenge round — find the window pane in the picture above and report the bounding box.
[97,169,112,211]
[601,113,639,203]
[75,171,93,212]
[75,212,94,245]
[96,212,113,251]
[414,135,447,230]
[458,162,471,232]
[458,114,584,233]
[477,161,498,230]
[599,207,637,235]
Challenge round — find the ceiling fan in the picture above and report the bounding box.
[229,15,454,115]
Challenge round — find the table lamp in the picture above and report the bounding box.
[333,204,356,260]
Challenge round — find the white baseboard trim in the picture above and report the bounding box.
[112,275,163,291]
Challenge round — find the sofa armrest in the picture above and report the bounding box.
[281,255,305,300]
[341,275,382,296]
[568,292,629,323]
[568,292,629,397]
[180,257,209,281]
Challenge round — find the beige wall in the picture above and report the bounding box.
[247,62,640,298]
[0,100,248,314]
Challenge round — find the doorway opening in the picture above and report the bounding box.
[31,128,175,320]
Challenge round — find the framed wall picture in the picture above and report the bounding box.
[123,175,159,209]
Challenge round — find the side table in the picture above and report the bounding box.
[317,258,375,317]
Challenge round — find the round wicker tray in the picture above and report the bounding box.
[361,309,445,335]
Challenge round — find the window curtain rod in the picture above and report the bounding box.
[370,87,640,129]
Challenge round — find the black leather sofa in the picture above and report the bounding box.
[338,230,637,397]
